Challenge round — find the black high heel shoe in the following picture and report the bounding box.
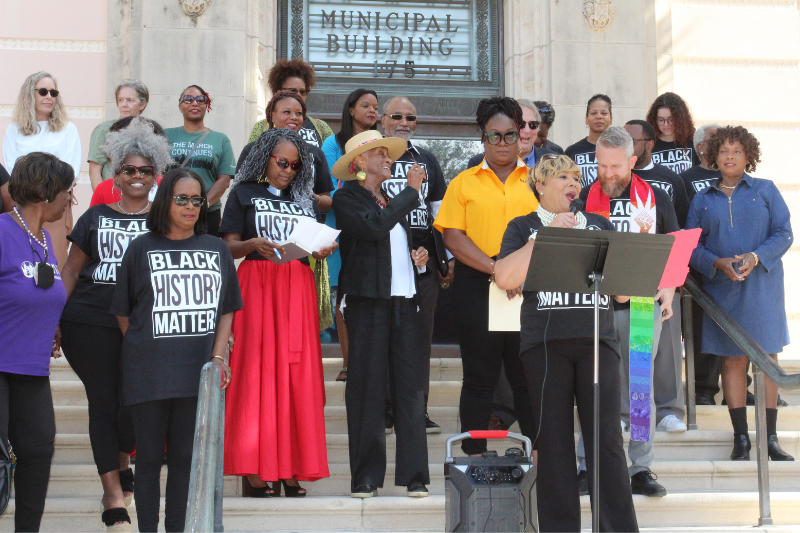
[730,434,751,460]
[280,479,307,498]
[242,476,275,497]
[768,435,795,461]
[119,468,134,506]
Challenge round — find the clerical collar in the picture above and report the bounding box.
[267,184,285,197]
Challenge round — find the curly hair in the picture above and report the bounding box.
[266,90,307,128]
[476,97,523,133]
[13,72,70,136]
[528,154,580,200]
[646,92,695,148]
[232,128,315,212]
[706,125,761,173]
[102,117,174,175]
[267,58,317,94]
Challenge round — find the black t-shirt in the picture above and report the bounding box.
[0,164,9,212]
[236,142,334,196]
[635,163,691,228]
[651,140,701,174]
[680,165,720,201]
[297,117,323,148]
[498,212,618,353]
[565,138,598,188]
[543,140,564,155]
[110,232,243,406]
[63,204,150,328]
[380,145,446,250]
[219,181,321,261]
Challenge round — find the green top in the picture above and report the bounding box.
[164,127,237,211]
[247,115,334,144]
[87,119,118,182]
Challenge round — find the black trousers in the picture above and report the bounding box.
[206,209,221,238]
[60,320,135,474]
[521,340,638,532]
[0,372,55,532]
[344,296,429,489]
[453,260,535,454]
[688,296,721,398]
[129,397,197,532]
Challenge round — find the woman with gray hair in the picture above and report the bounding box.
[221,128,336,497]
[88,79,150,190]
[58,117,172,532]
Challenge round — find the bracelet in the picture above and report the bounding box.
[211,355,224,363]
[751,252,759,266]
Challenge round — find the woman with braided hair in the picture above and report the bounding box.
[221,128,335,497]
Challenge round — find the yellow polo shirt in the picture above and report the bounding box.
[434,158,539,257]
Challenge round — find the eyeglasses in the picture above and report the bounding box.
[384,113,417,122]
[118,164,155,177]
[281,87,309,97]
[34,88,59,97]
[656,117,674,125]
[522,120,540,130]
[271,155,303,171]
[172,196,206,207]
[484,131,519,145]
[179,95,208,105]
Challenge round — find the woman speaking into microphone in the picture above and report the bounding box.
[494,155,638,532]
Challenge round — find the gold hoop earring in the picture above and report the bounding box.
[356,171,367,181]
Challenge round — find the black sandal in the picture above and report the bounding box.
[119,467,134,506]
[243,476,275,497]
[336,367,348,382]
[280,479,307,497]
[101,507,131,532]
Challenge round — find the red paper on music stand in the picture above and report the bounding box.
[658,228,701,289]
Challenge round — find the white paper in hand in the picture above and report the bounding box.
[488,282,522,331]
[267,217,341,264]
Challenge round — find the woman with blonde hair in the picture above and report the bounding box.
[3,71,81,269]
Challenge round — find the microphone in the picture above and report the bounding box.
[569,198,584,214]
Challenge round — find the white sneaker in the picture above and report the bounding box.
[621,420,627,432]
[658,414,687,433]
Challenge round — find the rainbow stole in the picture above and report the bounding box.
[587,174,656,442]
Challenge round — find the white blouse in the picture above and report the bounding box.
[389,223,417,298]
[3,121,82,179]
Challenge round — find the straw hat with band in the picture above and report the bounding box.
[332,130,407,182]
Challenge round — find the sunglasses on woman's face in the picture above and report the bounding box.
[271,155,303,171]
[35,88,59,97]
[281,87,309,97]
[119,164,155,177]
[172,196,207,207]
[180,95,208,105]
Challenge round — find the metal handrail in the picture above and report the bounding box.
[682,274,800,527]
[184,359,226,532]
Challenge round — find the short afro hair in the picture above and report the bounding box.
[103,117,174,175]
[268,59,317,94]
[707,125,761,173]
[9,152,74,206]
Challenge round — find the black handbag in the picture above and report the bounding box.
[0,442,12,516]
[432,228,449,278]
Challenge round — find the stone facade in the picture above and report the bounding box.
[1,0,799,345]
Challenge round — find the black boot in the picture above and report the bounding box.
[768,435,795,461]
[730,434,750,460]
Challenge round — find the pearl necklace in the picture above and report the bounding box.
[118,201,150,215]
[13,206,47,249]
[536,205,587,229]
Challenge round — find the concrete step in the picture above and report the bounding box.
[4,492,800,531]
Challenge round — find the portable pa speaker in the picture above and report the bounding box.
[445,430,537,532]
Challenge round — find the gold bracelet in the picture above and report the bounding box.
[211,355,224,363]
[751,252,759,266]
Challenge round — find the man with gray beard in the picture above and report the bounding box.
[380,96,450,434]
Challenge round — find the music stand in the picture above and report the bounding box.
[524,227,674,533]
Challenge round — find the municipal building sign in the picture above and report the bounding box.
[278,0,504,130]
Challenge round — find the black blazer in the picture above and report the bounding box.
[466,145,555,169]
[333,184,428,299]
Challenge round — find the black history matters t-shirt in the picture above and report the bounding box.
[635,163,691,228]
[381,144,446,251]
[651,139,701,174]
[63,204,150,328]
[680,165,720,201]
[565,138,598,188]
[236,142,334,197]
[110,233,243,406]
[297,117,323,148]
[498,211,618,353]
[220,182,321,262]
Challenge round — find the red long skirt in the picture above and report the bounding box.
[223,259,329,481]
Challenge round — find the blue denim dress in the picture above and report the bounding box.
[687,174,792,355]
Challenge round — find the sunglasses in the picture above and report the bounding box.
[271,155,303,171]
[484,131,519,145]
[384,113,417,122]
[538,107,553,113]
[522,120,540,130]
[180,95,208,105]
[35,88,59,97]
[172,196,207,207]
[281,87,309,97]
[118,164,155,177]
